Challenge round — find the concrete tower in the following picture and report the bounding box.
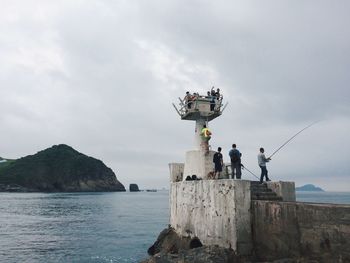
[173,92,226,180]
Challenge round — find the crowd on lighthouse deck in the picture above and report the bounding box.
[182,86,223,113]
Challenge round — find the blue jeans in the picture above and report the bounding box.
[259,165,269,183]
[231,162,241,179]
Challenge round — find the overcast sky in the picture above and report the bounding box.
[1,1,349,191]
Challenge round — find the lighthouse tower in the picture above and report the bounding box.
[173,92,226,180]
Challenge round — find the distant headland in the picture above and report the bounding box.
[295,184,325,192]
[0,144,125,192]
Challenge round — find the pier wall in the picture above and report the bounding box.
[266,181,296,201]
[169,179,349,261]
[252,201,350,262]
[169,180,252,255]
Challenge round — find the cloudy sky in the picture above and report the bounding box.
[1,1,349,191]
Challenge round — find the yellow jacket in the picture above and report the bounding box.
[201,128,212,137]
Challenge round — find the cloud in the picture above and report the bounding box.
[0,1,349,191]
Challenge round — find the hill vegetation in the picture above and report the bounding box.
[0,144,125,192]
[295,184,325,192]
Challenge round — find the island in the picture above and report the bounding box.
[295,184,325,192]
[129,183,140,192]
[0,144,125,192]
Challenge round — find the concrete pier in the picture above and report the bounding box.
[170,180,252,255]
[165,91,350,261]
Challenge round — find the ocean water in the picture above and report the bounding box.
[0,190,349,263]
[296,191,350,205]
[0,191,169,263]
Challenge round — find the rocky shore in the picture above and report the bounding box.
[143,226,349,263]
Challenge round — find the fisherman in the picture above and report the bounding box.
[229,144,242,179]
[213,147,223,179]
[258,147,271,184]
[201,125,212,154]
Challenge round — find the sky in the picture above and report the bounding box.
[0,1,349,191]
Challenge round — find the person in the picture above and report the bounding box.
[184,91,193,109]
[210,87,216,97]
[215,88,221,99]
[206,91,215,111]
[201,125,212,154]
[213,147,223,179]
[258,147,271,184]
[229,144,242,179]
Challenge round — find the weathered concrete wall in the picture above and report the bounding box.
[169,163,184,182]
[252,201,350,262]
[266,181,296,201]
[170,180,252,255]
[183,150,215,179]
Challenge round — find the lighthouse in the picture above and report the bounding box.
[172,91,227,180]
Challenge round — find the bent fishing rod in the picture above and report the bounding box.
[267,121,320,159]
[242,165,260,180]
[241,121,319,180]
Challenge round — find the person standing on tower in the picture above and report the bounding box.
[201,125,212,154]
[184,91,193,109]
[258,147,271,184]
[213,147,223,179]
[229,144,242,179]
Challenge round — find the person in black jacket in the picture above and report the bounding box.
[213,147,223,179]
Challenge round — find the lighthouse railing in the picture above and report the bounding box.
[174,95,224,117]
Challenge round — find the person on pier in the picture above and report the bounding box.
[213,147,223,179]
[258,147,271,184]
[229,144,242,179]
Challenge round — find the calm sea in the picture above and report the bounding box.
[0,190,349,263]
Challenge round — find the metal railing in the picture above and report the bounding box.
[173,93,225,117]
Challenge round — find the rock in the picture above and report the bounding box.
[143,227,328,263]
[0,144,126,192]
[143,245,239,263]
[129,184,140,192]
[143,227,239,263]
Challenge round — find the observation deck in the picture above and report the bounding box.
[172,93,226,122]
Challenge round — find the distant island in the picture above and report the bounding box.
[295,184,325,192]
[0,144,125,192]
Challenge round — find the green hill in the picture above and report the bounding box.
[0,144,125,192]
[296,184,325,192]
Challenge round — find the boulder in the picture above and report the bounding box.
[143,227,239,263]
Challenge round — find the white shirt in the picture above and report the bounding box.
[258,152,268,166]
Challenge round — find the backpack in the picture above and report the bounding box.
[230,150,240,163]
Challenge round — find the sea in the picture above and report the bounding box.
[0,190,349,263]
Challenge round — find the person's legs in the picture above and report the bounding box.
[231,163,235,179]
[214,165,219,179]
[217,164,222,179]
[261,166,269,182]
[236,164,242,179]
[259,165,265,183]
[265,167,270,181]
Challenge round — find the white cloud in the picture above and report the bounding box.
[0,0,349,191]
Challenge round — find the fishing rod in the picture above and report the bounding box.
[242,165,260,180]
[268,121,319,159]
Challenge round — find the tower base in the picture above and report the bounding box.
[183,150,215,180]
